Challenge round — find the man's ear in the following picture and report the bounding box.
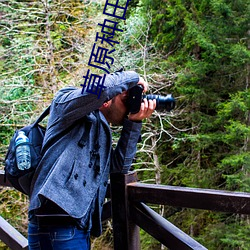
[100,101,110,110]
[102,102,109,108]
[99,101,111,118]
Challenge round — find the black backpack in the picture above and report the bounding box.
[4,106,50,195]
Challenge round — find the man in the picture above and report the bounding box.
[28,70,156,249]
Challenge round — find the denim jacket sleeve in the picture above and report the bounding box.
[53,71,138,124]
[43,71,139,144]
[111,118,142,174]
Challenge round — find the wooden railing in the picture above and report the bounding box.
[1,170,250,250]
[0,170,29,250]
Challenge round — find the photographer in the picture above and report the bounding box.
[28,70,156,250]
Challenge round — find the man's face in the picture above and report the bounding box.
[102,91,129,126]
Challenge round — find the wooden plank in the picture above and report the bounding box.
[128,183,250,214]
[130,202,207,250]
[0,170,12,187]
[110,172,140,250]
[0,216,28,250]
[101,200,112,222]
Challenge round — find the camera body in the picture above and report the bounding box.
[127,85,175,114]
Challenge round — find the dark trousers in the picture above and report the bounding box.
[28,222,90,250]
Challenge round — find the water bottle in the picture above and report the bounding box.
[15,131,31,170]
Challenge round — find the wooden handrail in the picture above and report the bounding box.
[127,182,250,214]
[130,202,207,250]
[1,170,250,250]
[0,216,28,250]
[110,172,250,250]
[0,170,12,187]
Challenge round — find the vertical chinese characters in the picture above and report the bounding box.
[81,0,131,98]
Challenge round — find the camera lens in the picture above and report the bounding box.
[143,94,175,112]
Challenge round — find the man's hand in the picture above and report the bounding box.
[138,77,148,93]
[128,98,156,122]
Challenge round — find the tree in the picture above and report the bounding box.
[0,0,105,243]
[124,0,250,249]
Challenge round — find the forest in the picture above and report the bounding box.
[0,0,249,249]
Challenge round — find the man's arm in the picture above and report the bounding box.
[111,118,142,174]
[111,99,156,173]
[53,71,139,124]
[45,71,139,137]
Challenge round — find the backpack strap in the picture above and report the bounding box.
[33,105,51,126]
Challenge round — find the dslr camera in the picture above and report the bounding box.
[127,85,175,114]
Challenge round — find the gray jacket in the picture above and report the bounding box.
[29,71,142,236]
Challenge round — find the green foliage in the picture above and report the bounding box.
[0,188,29,238]
[0,0,250,249]
[197,214,250,250]
[0,1,109,249]
[140,229,159,249]
[127,0,250,248]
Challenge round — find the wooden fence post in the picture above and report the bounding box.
[110,171,140,250]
